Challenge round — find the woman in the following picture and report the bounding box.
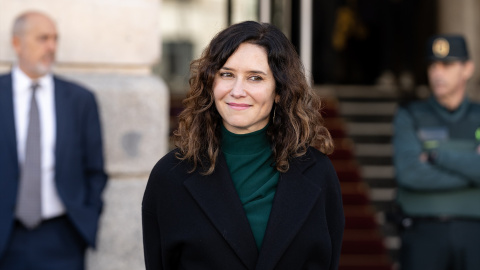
[142,21,344,270]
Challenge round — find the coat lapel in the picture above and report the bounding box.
[0,74,18,169]
[256,153,321,270]
[183,154,259,270]
[53,77,69,177]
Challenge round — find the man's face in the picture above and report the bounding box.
[427,60,472,100]
[12,14,58,79]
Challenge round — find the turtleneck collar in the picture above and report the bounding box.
[221,124,271,155]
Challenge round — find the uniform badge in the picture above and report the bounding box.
[432,38,450,58]
[418,126,449,150]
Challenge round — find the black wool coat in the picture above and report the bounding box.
[142,147,344,270]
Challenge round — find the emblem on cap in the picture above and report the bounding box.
[432,38,450,58]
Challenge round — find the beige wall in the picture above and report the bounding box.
[0,0,160,68]
[0,1,169,269]
[438,0,480,100]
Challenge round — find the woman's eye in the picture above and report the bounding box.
[220,72,233,78]
[249,76,263,81]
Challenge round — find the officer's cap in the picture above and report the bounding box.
[426,34,469,62]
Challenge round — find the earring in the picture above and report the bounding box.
[272,105,276,122]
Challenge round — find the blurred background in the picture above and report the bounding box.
[1,0,479,269]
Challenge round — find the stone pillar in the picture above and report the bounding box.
[259,0,271,23]
[437,0,480,100]
[300,0,313,85]
[0,1,169,269]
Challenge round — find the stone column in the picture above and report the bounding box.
[300,0,313,85]
[0,1,169,269]
[437,0,480,100]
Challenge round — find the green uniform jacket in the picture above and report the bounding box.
[393,97,480,217]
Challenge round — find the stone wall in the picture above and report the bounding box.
[438,0,480,100]
[0,1,169,269]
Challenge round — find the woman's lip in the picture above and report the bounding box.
[227,103,251,110]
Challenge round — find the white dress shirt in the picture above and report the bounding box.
[13,66,66,219]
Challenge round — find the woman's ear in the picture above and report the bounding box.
[275,94,280,104]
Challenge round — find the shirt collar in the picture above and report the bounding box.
[12,65,54,94]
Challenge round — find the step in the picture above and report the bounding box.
[339,254,393,269]
[315,85,400,100]
[369,188,396,202]
[345,122,393,136]
[331,160,362,182]
[357,156,393,166]
[354,143,393,157]
[345,216,378,229]
[339,102,398,116]
[361,165,394,179]
[342,240,387,255]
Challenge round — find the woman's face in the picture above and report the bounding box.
[213,43,277,134]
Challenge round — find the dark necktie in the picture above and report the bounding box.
[16,83,42,229]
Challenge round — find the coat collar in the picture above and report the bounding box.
[0,74,68,165]
[183,154,259,269]
[183,150,321,270]
[256,151,320,270]
[0,74,70,179]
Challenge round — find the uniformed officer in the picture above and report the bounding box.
[393,34,480,270]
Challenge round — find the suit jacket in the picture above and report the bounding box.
[142,147,344,270]
[0,73,107,258]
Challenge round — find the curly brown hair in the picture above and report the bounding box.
[174,21,333,175]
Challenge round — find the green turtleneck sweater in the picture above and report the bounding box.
[221,125,279,250]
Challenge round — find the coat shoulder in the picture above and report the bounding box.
[292,147,338,185]
[306,146,330,161]
[143,149,192,209]
[148,149,191,186]
[54,75,95,99]
[0,73,11,88]
[304,147,335,171]
[0,73,10,81]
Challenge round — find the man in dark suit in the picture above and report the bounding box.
[0,11,107,270]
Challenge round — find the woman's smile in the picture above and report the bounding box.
[227,102,251,110]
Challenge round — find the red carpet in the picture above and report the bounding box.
[322,98,394,270]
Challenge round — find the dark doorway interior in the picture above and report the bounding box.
[291,0,438,86]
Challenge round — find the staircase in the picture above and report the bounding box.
[319,85,405,270]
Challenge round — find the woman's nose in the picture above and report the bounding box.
[230,79,246,97]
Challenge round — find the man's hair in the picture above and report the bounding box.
[174,21,334,175]
[12,13,31,37]
[12,11,53,37]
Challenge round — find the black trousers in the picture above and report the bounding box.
[0,216,87,270]
[400,219,480,270]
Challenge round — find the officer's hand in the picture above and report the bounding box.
[419,152,428,163]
